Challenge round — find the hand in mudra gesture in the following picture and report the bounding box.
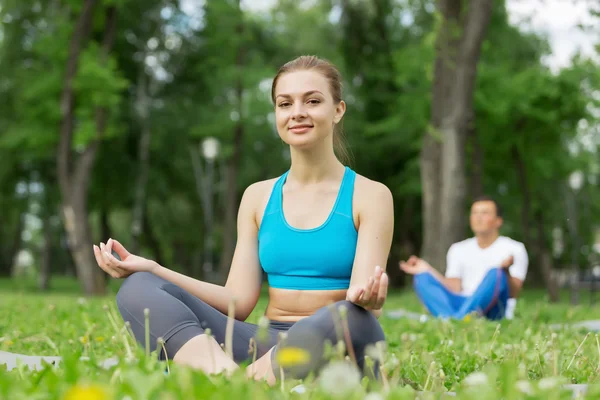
[398,255,432,275]
[93,238,157,279]
[346,265,388,311]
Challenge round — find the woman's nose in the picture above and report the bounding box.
[291,103,307,119]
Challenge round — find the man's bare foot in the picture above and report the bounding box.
[500,255,514,269]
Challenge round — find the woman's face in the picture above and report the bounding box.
[273,70,345,150]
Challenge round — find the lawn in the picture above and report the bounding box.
[1,277,600,399]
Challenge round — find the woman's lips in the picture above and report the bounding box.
[289,125,313,134]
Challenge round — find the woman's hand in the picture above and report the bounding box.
[346,265,388,311]
[399,255,432,275]
[93,238,157,279]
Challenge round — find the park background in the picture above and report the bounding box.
[2,1,600,399]
[1,0,599,301]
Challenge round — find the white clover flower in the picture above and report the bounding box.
[463,372,488,386]
[364,392,385,400]
[319,361,362,396]
[516,380,533,395]
[538,377,560,390]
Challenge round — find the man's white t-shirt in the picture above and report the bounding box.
[445,236,529,296]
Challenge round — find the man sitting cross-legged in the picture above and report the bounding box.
[399,196,528,320]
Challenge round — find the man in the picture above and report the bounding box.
[399,196,528,320]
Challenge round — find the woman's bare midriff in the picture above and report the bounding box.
[265,287,347,322]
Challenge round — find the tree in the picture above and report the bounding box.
[57,0,124,295]
[420,0,494,272]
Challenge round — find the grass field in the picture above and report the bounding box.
[2,277,600,399]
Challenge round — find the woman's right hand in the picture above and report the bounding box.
[93,238,158,279]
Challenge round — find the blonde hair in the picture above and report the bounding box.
[271,55,351,165]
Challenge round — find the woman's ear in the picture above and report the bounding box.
[333,100,346,124]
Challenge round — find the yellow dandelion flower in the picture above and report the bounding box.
[95,336,104,343]
[463,314,472,323]
[79,336,89,344]
[63,384,110,400]
[4,340,14,346]
[276,347,311,367]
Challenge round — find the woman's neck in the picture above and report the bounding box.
[288,141,345,184]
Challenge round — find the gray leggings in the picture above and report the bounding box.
[116,272,385,379]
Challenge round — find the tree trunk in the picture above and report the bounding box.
[512,144,531,245]
[420,0,493,272]
[467,113,484,199]
[535,211,560,302]
[219,0,245,280]
[143,205,163,266]
[0,211,24,277]
[38,212,53,291]
[130,69,154,255]
[57,2,117,295]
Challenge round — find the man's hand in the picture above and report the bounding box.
[346,265,388,311]
[399,255,432,275]
[501,255,514,270]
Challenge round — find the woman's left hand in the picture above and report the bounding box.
[346,265,388,310]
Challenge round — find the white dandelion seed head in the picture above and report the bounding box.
[464,372,488,386]
[516,380,533,395]
[258,316,269,328]
[364,392,385,400]
[319,361,362,396]
[538,377,560,390]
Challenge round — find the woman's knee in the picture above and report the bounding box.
[116,272,163,310]
[336,301,385,343]
[305,300,385,347]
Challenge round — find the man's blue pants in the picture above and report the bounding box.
[413,268,510,320]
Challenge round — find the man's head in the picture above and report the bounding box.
[469,195,503,236]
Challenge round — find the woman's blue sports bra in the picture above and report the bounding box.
[257,167,358,290]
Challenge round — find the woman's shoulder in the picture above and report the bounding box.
[353,172,394,206]
[242,177,280,205]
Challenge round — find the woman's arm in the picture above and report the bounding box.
[346,178,395,317]
[158,182,265,320]
[99,182,265,321]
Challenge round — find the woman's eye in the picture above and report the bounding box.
[308,99,320,104]
[278,102,291,107]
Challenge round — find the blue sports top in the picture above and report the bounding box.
[258,167,358,290]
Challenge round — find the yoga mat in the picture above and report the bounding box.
[0,351,119,372]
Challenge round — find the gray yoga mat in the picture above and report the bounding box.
[0,351,119,372]
[386,308,600,333]
[549,320,600,332]
[385,308,429,321]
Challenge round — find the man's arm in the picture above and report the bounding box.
[428,268,462,293]
[440,244,463,293]
[502,244,529,298]
[399,255,462,294]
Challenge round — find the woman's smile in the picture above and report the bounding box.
[289,124,314,134]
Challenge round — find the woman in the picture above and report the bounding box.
[94,55,394,384]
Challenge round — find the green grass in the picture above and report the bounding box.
[2,278,600,399]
